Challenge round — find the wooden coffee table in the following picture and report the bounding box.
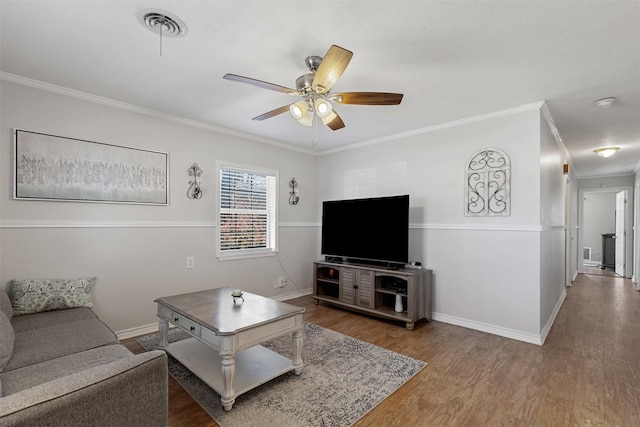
[155,287,305,411]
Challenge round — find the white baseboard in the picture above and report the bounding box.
[272,288,313,301]
[117,323,160,340]
[539,289,567,345]
[432,312,543,345]
[433,289,567,346]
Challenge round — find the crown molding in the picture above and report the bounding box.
[0,72,317,156]
[0,72,580,165]
[540,101,577,177]
[320,101,547,156]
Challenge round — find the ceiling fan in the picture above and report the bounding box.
[223,45,403,131]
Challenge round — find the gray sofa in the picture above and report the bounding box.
[0,289,168,426]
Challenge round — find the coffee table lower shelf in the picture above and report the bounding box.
[165,337,296,399]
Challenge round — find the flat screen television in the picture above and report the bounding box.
[321,195,409,267]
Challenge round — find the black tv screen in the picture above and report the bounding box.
[321,195,409,265]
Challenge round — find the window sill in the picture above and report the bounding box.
[217,249,277,261]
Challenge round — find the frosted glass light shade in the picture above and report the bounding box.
[297,110,313,127]
[314,99,333,118]
[290,101,307,120]
[594,147,619,158]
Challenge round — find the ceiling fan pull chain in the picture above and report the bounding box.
[313,110,319,147]
[159,14,164,56]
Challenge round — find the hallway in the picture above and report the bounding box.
[544,272,640,425]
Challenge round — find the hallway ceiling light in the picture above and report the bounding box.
[594,97,616,108]
[594,147,620,158]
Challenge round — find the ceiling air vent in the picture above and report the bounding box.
[136,9,187,38]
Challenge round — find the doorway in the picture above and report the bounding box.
[579,187,633,278]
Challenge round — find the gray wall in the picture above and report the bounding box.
[317,104,567,344]
[0,81,319,336]
[1,79,569,345]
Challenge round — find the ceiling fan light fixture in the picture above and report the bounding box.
[224,45,403,140]
[297,112,313,127]
[290,101,308,120]
[314,99,333,117]
[594,147,619,157]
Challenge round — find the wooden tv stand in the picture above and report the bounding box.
[312,261,432,330]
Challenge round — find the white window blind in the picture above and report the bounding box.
[218,164,277,259]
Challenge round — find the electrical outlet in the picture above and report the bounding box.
[186,256,195,269]
[273,277,287,288]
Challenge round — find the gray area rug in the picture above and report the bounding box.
[137,322,426,427]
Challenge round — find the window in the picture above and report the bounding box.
[217,163,277,260]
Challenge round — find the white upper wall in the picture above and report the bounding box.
[318,106,542,227]
[0,81,319,224]
[578,175,635,190]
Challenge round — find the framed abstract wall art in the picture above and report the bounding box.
[13,129,168,205]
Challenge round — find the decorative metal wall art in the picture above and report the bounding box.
[187,163,202,199]
[288,177,299,205]
[465,148,511,216]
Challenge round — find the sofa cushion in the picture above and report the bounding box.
[10,307,97,333]
[0,311,15,396]
[4,318,118,372]
[0,311,14,371]
[0,344,133,396]
[9,277,95,316]
[0,289,12,320]
[0,350,168,426]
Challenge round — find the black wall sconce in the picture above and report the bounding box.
[187,163,202,199]
[289,177,299,205]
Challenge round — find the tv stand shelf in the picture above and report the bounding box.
[312,261,432,330]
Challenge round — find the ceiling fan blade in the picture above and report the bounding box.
[326,111,345,130]
[223,74,301,96]
[332,92,404,105]
[312,45,353,94]
[252,105,291,121]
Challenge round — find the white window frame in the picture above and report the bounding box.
[216,161,278,261]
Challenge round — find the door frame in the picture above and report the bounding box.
[634,180,640,289]
[565,176,575,286]
[578,185,634,277]
[615,190,627,277]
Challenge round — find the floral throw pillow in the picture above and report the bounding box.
[9,277,96,316]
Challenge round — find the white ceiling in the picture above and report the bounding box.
[1,1,639,178]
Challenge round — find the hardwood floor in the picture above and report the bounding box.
[582,265,621,277]
[122,272,640,426]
